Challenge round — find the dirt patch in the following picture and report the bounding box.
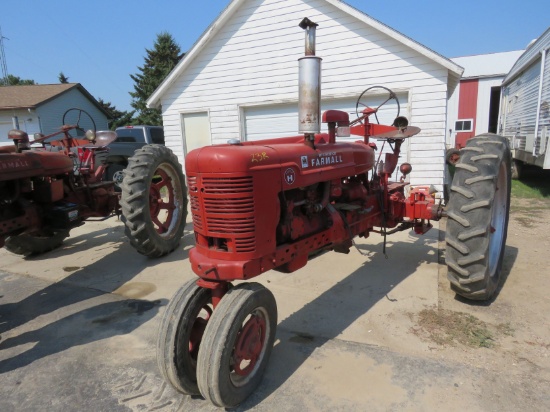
[429,195,550,381]
[411,307,513,348]
[510,198,550,227]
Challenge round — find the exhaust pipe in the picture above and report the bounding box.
[298,18,321,145]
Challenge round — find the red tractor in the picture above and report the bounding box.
[0,108,187,257]
[157,19,511,407]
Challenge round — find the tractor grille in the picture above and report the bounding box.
[188,175,256,252]
[187,176,203,231]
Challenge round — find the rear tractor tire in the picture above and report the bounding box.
[120,145,187,258]
[445,133,511,300]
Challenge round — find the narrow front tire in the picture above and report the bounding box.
[197,283,277,408]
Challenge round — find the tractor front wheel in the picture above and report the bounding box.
[197,283,277,408]
[445,133,511,300]
[157,279,214,395]
[120,145,187,257]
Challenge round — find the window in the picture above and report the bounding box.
[455,119,473,132]
[115,128,146,143]
[150,128,164,144]
[115,136,136,143]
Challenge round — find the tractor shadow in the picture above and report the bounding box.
[0,219,195,338]
[0,295,164,374]
[242,224,521,408]
[243,230,441,409]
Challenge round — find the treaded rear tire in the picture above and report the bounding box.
[445,133,511,300]
[120,144,187,257]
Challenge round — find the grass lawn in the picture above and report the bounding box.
[511,168,550,199]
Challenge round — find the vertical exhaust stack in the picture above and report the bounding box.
[298,18,321,147]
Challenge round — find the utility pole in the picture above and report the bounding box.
[0,26,9,86]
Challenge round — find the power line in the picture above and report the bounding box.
[0,26,9,85]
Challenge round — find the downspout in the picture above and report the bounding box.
[533,48,547,156]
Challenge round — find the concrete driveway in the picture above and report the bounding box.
[0,207,548,411]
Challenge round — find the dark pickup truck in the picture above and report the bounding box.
[105,125,164,186]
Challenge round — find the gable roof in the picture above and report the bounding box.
[147,0,464,108]
[502,26,550,86]
[0,83,110,116]
[451,50,524,79]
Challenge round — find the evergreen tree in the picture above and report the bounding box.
[98,98,135,130]
[3,74,35,85]
[58,72,69,83]
[130,32,182,125]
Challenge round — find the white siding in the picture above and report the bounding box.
[501,27,550,166]
[160,0,450,190]
[446,83,459,148]
[501,59,541,151]
[541,50,550,161]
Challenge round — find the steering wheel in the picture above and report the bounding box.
[355,86,400,124]
[62,108,97,137]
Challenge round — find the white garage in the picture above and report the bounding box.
[148,0,463,190]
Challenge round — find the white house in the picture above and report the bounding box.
[0,83,109,146]
[148,0,463,190]
[446,50,523,150]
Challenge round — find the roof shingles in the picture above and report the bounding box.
[0,83,78,109]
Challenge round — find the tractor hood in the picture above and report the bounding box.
[185,134,375,189]
[0,151,74,181]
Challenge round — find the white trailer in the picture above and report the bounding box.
[499,27,550,178]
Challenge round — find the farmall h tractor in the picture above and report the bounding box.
[157,18,511,408]
[0,109,187,257]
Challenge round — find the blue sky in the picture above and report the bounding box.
[1,0,547,113]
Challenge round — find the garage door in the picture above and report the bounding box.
[243,93,409,142]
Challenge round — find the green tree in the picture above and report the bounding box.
[130,32,183,125]
[58,72,69,83]
[98,98,135,130]
[3,74,35,85]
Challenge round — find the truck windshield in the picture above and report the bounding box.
[115,128,145,143]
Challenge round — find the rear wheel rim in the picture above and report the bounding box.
[149,163,184,237]
[488,161,508,278]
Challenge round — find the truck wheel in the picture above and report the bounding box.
[120,145,187,257]
[445,134,511,300]
[197,283,277,408]
[4,230,69,256]
[105,163,126,191]
[157,279,213,395]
